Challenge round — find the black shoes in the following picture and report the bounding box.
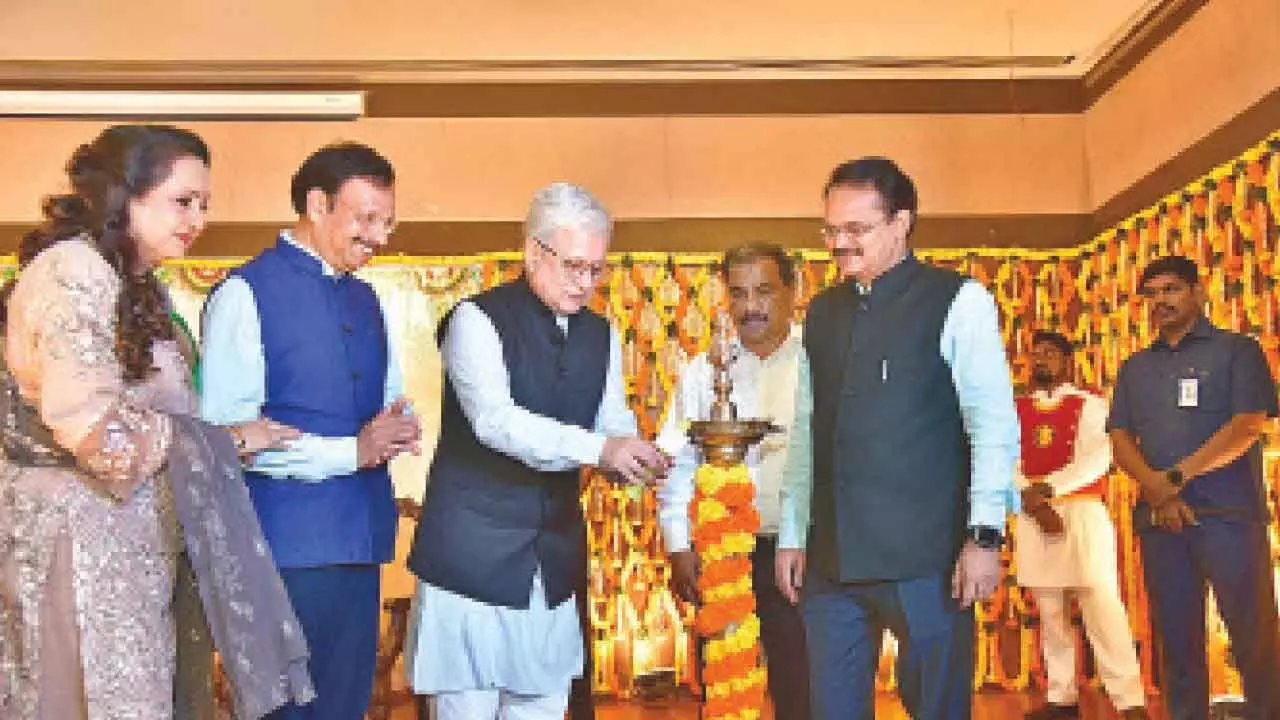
[1025,704,1079,719]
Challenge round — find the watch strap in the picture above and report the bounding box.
[967,525,1004,549]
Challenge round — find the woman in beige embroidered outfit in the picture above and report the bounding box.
[0,124,299,719]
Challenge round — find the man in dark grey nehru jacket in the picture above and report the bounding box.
[403,183,669,720]
[776,156,1019,720]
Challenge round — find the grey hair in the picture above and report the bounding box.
[524,182,612,244]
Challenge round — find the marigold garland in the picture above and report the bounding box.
[691,463,767,719]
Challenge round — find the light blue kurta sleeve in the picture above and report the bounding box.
[777,353,813,550]
[940,280,1020,528]
[776,281,1015,549]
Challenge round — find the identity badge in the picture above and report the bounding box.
[1178,377,1199,408]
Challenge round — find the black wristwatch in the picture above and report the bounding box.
[967,525,1004,550]
[1166,468,1185,487]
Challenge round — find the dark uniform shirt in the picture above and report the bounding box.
[1107,316,1278,520]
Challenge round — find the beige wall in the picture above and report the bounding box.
[1084,0,1280,207]
[0,0,1144,72]
[1,0,1276,230]
[0,115,1088,224]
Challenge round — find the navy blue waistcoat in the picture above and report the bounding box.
[232,237,395,568]
[407,277,609,609]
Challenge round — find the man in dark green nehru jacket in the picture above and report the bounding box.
[777,156,1019,720]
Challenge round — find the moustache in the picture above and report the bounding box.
[739,313,769,325]
[830,247,864,258]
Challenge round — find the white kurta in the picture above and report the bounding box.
[654,325,803,552]
[1014,385,1117,589]
[1014,384,1145,709]
[404,302,638,701]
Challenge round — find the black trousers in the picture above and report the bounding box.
[753,535,812,720]
[697,537,812,718]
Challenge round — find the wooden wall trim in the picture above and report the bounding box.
[0,78,1083,116]
[0,214,1090,258]
[1081,0,1209,107]
[0,0,1200,117]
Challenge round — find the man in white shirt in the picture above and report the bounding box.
[1015,330,1147,720]
[657,243,811,719]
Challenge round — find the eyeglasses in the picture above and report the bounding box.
[332,198,396,236]
[534,237,608,283]
[819,220,885,244]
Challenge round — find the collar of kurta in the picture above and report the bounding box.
[730,323,803,364]
[512,273,577,334]
[274,230,347,280]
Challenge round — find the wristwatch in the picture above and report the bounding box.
[967,525,1004,550]
[1166,468,1185,487]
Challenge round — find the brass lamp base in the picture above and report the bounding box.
[687,419,783,467]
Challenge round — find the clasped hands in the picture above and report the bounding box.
[356,397,423,468]
[232,397,423,469]
[1140,468,1198,532]
[1020,481,1065,535]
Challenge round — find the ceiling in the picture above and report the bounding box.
[0,0,1170,82]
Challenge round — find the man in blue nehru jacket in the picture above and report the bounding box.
[776,156,1019,720]
[201,142,421,719]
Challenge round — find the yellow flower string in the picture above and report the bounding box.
[692,463,767,719]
